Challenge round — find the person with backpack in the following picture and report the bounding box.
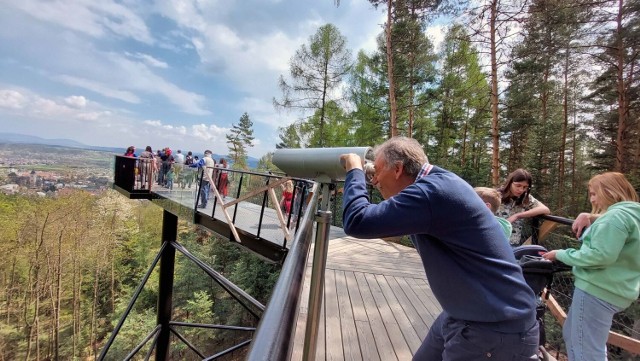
[543,172,640,361]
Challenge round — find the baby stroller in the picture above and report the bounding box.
[513,245,565,361]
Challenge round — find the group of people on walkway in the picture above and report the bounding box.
[124,146,229,198]
[340,136,639,361]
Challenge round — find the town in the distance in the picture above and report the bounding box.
[0,142,114,196]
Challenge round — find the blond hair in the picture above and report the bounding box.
[283,180,294,193]
[588,172,639,214]
[475,187,501,213]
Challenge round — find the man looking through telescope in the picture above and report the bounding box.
[340,136,538,361]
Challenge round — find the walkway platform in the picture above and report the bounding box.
[292,229,441,361]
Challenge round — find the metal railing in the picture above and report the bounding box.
[108,156,334,360]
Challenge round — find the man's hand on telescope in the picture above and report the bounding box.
[340,153,364,172]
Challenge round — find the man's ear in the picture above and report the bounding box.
[393,162,403,180]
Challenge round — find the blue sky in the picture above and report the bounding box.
[0,0,447,158]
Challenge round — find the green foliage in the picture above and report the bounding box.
[276,123,303,149]
[348,50,388,146]
[428,24,492,185]
[256,152,279,172]
[274,23,352,147]
[226,112,255,170]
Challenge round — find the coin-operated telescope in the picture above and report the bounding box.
[272,147,375,184]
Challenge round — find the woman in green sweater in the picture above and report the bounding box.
[543,172,640,361]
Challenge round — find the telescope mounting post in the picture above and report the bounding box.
[302,182,334,361]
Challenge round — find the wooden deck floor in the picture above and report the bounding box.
[291,229,442,361]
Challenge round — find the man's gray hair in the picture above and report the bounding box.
[373,136,428,178]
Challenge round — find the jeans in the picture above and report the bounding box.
[199,182,210,207]
[415,312,539,360]
[564,287,623,361]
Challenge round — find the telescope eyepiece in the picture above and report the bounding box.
[363,162,375,183]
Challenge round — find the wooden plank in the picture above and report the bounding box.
[330,250,421,263]
[386,275,429,337]
[394,277,437,326]
[324,269,344,361]
[406,278,442,319]
[376,274,426,353]
[364,273,413,361]
[291,265,312,360]
[326,258,425,276]
[355,272,398,361]
[335,270,363,361]
[316,291,326,361]
[346,271,380,361]
[326,262,427,280]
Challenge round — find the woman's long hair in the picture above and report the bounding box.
[498,168,533,206]
[588,172,639,214]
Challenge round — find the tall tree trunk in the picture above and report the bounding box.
[407,6,416,137]
[320,56,329,146]
[559,48,570,211]
[54,232,63,361]
[72,254,78,359]
[6,256,17,324]
[489,0,500,186]
[539,67,550,198]
[461,116,469,167]
[386,0,398,137]
[614,0,626,171]
[571,96,578,213]
[91,266,100,359]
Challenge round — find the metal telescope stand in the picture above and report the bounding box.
[302,182,334,361]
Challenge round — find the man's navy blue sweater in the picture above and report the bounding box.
[342,166,536,332]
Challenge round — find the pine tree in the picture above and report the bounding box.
[274,23,352,147]
[432,24,492,185]
[226,112,255,170]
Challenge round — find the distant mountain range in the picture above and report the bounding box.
[0,132,123,153]
[0,132,260,168]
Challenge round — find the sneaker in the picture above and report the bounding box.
[197,204,206,209]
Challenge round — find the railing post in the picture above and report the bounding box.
[156,210,177,361]
[531,216,541,245]
[302,190,332,361]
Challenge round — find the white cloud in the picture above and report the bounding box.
[128,52,169,69]
[191,123,229,141]
[55,75,142,104]
[5,0,153,44]
[0,90,28,109]
[0,87,111,124]
[426,24,447,52]
[65,95,88,108]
